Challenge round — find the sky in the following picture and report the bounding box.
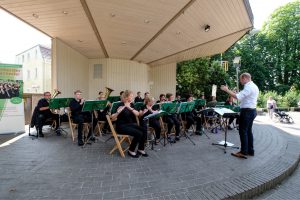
[0,0,296,64]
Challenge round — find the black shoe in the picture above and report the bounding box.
[78,141,84,146]
[167,137,176,143]
[38,132,44,137]
[175,136,180,141]
[195,131,201,135]
[89,137,96,142]
[228,126,233,130]
[248,152,254,156]
[137,150,149,157]
[56,130,61,136]
[127,151,139,158]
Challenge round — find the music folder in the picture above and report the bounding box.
[49,98,73,109]
[82,100,108,112]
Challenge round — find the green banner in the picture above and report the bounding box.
[0,63,24,134]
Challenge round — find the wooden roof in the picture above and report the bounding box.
[0,0,253,66]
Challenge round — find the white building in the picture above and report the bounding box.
[16,45,51,93]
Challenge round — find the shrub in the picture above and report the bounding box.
[282,90,299,107]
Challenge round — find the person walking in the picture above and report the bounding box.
[221,73,259,159]
[267,96,277,119]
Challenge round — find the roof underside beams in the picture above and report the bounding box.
[0,0,253,65]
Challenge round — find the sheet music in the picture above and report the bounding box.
[213,108,235,116]
[143,110,166,120]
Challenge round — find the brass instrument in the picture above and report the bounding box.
[50,89,61,114]
[52,89,61,98]
[104,87,114,99]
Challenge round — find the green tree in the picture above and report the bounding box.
[261,1,300,92]
[176,58,230,101]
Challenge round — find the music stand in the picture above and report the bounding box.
[160,102,177,146]
[110,101,122,114]
[161,102,177,114]
[49,98,73,136]
[178,101,196,145]
[143,110,167,149]
[134,102,144,111]
[107,96,121,103]
[81,100,108,147]
[194,99,206,110]
[211,108,239,153]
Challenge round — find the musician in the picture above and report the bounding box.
[221,72,259,158]
[36,91,60,137]
[182,94,204,135]
[95,93,110,134]
[156,94,166,103]
[176,94,182,103]
[164,93,180,141]
[111,90,148,158]
[69,90,96,146]
[96,91,104,100]
[206,96,217,107]
[143,92,150,101]
[225,96,237,130]
[140,97,161,144]
[134,91,143,103]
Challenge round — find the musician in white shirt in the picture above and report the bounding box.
[221,73,259,158]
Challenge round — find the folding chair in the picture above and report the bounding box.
[106,115,131,158]
[159,117,176,146]
[66,108,90,143]
[93,110,106,137]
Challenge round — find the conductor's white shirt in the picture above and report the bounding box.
[236,81,259,109]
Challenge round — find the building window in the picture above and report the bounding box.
[27,53,30,61]
[35,49,38,59]
[93,64,102,79]
[22,55,24,63]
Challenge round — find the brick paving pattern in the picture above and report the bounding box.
[0,113,299,200]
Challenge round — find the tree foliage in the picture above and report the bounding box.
[176,1,300,101]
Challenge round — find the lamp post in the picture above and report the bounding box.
[233,56,241,92]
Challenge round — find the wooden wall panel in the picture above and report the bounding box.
[149,62,176,100]
[52,38,89,98]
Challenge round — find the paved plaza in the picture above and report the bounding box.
[0,113,299,200]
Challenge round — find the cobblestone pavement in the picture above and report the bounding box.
[0,113,299,200]
[255,112,300,200]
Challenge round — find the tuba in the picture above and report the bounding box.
[52,89,61,98]
[104,87,114,99]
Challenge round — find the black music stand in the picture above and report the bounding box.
[211,108,239,153]
[49,98,73,137]
[143,110,167,150]
[81,100,107,147]
[178,101,196,145]
[161,102,177,146]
